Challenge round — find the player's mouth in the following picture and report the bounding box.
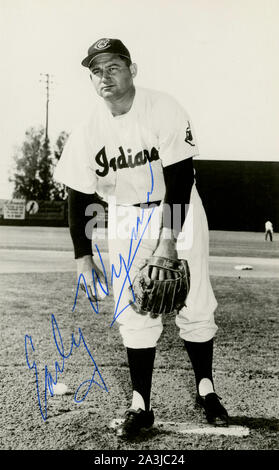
[102,85,115,91]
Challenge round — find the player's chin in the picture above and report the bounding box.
[100,85,116,97]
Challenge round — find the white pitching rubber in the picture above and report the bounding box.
[110,418,249,437]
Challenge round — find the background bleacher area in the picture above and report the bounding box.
[0,160,278,230]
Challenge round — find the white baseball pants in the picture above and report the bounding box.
[107,184,218,348]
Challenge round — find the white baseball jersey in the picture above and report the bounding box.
[54,86,218,345]
[54,87,198,204]
[265,221,273,231]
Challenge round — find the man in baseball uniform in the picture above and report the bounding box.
[54,38,229,439]
[265,220,273,241]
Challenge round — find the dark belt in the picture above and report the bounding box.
[133,200,161,208]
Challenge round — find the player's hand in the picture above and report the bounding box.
[76,254,107,301]
[150,236,178,281]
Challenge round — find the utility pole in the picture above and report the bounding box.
[39,73,54,200]
[40,73,53,145]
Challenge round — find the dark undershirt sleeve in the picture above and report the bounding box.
[68,188,96,259]
[162,157,194,236]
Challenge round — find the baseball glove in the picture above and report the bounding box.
[128,256,190,318]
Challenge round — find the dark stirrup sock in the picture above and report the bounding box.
[126,347,156,411]
[183,339,214,392]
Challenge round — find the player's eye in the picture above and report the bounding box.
[91,65,120,77]
[108,66,118,74]
[91,68,102,76]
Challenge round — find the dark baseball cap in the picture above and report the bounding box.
[81,38,131,68]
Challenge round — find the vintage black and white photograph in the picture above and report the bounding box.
[0,0,278,457]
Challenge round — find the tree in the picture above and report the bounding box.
[10,126,53,200]
[53,130,69,162]
[50,130,69,200]
[10,127,69,201]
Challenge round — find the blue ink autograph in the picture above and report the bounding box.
[25,161,155,421]
[25,314,108,421]
[72,160,156,327]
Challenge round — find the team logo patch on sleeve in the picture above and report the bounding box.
[185,121,195,146]
[94,39,111,50]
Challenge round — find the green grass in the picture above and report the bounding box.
[0,272,278,450]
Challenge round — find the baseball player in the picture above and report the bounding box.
[265,220,273,241]
[54,38,229,439]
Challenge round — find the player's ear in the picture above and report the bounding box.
[130,63,138,79]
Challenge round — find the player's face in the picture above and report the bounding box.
[89,53,136,100]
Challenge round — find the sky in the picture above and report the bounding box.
[0,0,278,198]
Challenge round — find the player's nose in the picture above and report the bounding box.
[101,76,112,86]
[101,69,111,80]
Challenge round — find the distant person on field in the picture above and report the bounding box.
[265,220,273,241]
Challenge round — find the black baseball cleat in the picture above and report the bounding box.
[116,408,155,439]
[196,393,229,426]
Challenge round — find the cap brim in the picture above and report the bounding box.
[81,53,131,68]
[81,55,93,67]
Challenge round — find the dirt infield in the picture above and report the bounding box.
[0,273,278,451]
[0,227,278,451]
[0,248,278,279]
[0,226,278,258]
[0,226,278,277]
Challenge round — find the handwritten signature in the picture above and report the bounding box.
[25,161,155,421]
[25,314,108,421]
[72,160,156,326]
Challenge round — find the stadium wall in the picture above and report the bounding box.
[0,161,278,231]
[194,160,279,232]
